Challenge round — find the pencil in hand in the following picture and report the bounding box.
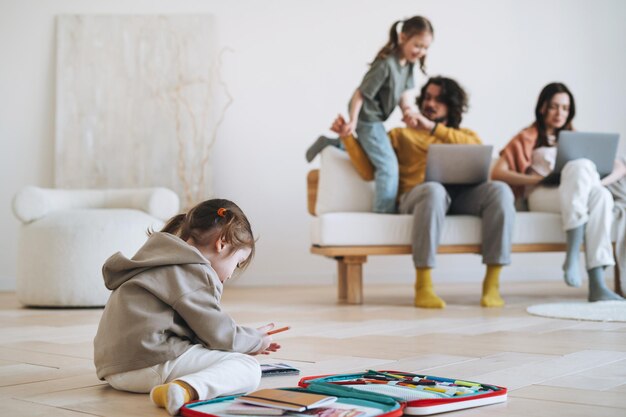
[267,326,290,335]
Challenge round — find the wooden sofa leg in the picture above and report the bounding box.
[336,256,367,304]
[337,259,347,301]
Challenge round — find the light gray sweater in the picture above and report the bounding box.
[94,232,263,380]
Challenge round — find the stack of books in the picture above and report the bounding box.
[225,389,373,417]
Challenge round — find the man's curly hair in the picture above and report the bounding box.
[416,76,468,129]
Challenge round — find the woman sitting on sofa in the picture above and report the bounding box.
[491,82,625,302]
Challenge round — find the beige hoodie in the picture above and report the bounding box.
[94,232,264,380]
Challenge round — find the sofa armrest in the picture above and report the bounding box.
[12,187,180,224]
[307,170,319,216]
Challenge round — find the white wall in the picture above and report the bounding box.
[1,0,625,290]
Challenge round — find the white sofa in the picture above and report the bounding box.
[12,187,179,307]
[308,147,620,304]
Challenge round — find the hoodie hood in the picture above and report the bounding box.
[102,232,210,290]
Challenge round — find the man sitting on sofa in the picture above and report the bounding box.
[331,76,515,309]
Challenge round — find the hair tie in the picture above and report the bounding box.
[217,208,228,217]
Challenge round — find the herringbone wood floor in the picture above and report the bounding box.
[1,281,625,416]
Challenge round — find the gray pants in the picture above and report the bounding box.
[399,181,515,268]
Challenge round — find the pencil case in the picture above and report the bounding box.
[299,370,507,415]
[180,384,405,417]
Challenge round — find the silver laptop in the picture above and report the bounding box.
[541,131,619,185]
[425,144,493,184]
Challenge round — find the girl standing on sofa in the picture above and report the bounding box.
[94,199,281,415]
[306,16,434,213]
[492,82,625,301]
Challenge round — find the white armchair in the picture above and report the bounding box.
[12,187,180,307]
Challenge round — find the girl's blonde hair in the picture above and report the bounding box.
[374,16,434,74]
[156,198,255,269]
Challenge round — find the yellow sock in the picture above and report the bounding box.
[150,380,194,415]
[481,265,505,307]
[415,268,446,308]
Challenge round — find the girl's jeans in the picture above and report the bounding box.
[355,120,399,213]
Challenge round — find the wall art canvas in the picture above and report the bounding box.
[55,15,230,207]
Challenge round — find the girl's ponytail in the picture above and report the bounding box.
[156,213,186,236]
[374,20,402,62]
[154,199,256,268]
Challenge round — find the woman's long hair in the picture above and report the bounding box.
[534,82,576,149]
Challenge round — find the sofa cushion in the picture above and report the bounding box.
[311,211,615,246]
[312,146,618,247]
[315,147,374,214]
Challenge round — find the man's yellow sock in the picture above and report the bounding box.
[415,268,446,308]
[481,265,505,307]
[150,380,195,415]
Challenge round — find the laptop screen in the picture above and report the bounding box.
[554,131,619,176]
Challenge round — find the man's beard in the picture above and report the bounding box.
[423,108,436,118]
[423,109,446,124]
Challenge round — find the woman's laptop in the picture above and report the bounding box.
[425,144,493,184]
[541,131,619,185]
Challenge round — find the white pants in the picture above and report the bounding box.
[105,344,261,400]
[528,159,615,269]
